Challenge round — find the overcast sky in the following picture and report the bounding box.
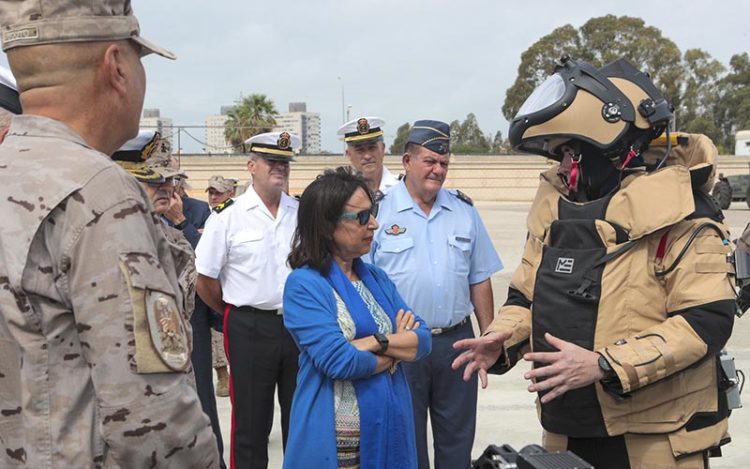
[3,1,748,152]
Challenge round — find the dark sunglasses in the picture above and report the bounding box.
[338,205,378,225]
[144,177,175,187]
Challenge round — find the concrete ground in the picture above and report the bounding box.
[215,201,750,468]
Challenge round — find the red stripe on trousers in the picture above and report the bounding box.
[222,304,236,469]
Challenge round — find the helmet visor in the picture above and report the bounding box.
[516,73,566,118]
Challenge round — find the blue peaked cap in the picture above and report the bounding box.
[406,120,450,155]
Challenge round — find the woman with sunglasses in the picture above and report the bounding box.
[283,166,431,469]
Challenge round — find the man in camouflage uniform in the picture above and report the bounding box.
[114,131,228,467]
[206,174,236,210]
[111,131,199,321]
[0,2,219,467]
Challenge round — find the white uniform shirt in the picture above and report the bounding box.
[380,166,399,194]
[196,185,298,310]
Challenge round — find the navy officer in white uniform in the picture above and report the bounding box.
[367,120,503,469]
[196,131,300,469]
[338,116,399,199]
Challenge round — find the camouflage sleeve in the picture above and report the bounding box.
[63,195,218,467]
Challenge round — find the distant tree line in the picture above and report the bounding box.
[392,15,749,155]
[503,15,750,154]
[230,17,750,156]
[389,115,510,155]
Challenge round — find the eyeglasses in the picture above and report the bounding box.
[145,177,175,187]
[338,206,378,225]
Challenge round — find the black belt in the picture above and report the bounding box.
[231,304,282,316]
[430,316,470,335]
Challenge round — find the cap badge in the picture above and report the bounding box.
[277,132,291,150]
[141,133,161,161]
[357,118,370,135]
[385,224,407,236]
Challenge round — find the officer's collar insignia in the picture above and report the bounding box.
[277,132,291,150]
[213,198,235,213]
[385,224,407,235]
[357,117,370,135]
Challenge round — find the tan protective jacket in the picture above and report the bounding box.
[0,116,219,468]
[486,134,735,458]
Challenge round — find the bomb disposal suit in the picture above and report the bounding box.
[485,57,736,467]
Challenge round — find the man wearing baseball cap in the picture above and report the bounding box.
[206,175,238,209]
[0,1,219,467]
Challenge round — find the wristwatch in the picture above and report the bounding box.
[373,333,389,354]
[598,354,617,381]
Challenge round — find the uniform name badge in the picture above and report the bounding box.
[145,289,190,371]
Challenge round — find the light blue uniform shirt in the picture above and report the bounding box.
[367,181,502,328]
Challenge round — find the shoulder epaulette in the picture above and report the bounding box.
[213,198,235,213]
[450,189,473,206]
[397,173,405,181]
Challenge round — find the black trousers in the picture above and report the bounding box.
[190,296,226,469]
[224,305,299,469]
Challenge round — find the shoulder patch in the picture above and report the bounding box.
[451,189,473,206]
[213,198,235,213]
[146,291,190,371]
[118,254,190,373]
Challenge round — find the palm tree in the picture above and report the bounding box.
[225,94,278,153]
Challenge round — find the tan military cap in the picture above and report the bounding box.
[146,136,184,178]
[0,0,176,60]
[205,175,235,193]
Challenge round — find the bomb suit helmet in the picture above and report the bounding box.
[508,55,672,165]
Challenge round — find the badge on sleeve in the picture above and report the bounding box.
[145,290,190,371]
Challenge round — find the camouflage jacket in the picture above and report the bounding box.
[0,116,219,468]
[162,224,197,322]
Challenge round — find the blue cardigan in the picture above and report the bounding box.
[282,263,431,469]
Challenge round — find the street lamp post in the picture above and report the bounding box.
[338,76,345,124]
